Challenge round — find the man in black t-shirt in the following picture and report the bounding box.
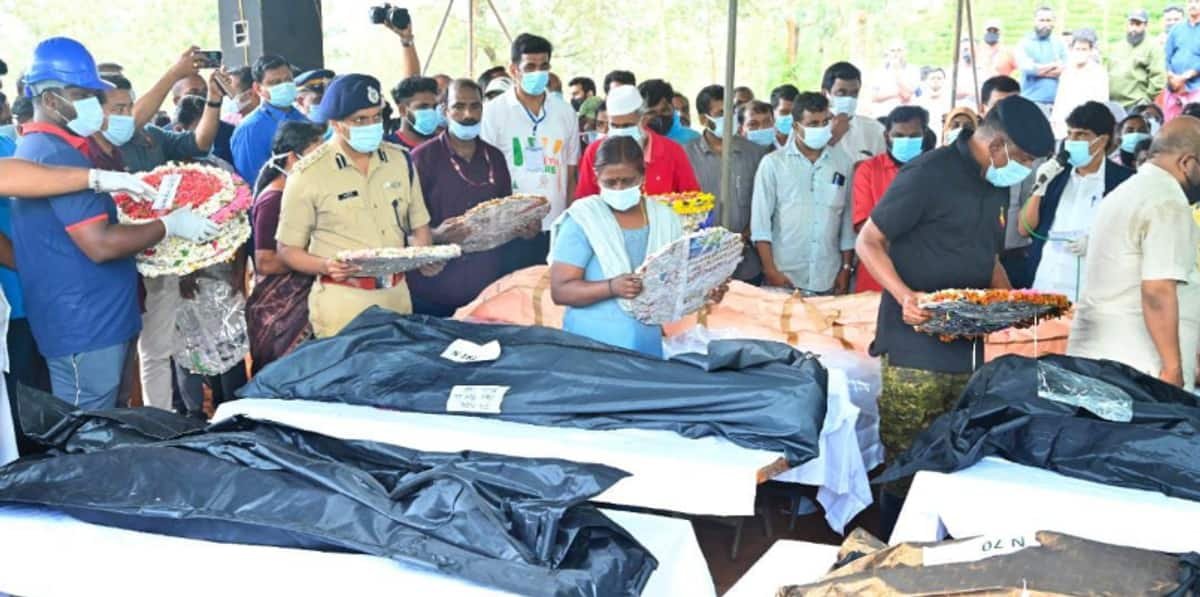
[856,96,1053,466]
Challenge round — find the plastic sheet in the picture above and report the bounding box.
[1038,361,1133,422]
[780,529,1200,596]
[240,309,828,466]
[174,269,248,376]
[5,386,656,597]
[877,354,1200,502]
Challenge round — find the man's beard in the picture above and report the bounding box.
[1036,26,1053,38]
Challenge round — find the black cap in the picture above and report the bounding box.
[311,74,384,124]
[296,68,335,92]
[992,95,1055,157]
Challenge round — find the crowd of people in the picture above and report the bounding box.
[0,8,1198,520]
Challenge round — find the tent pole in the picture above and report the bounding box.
[485,0,514,44]
[423,0,455,76]
[719,0,738,237]
[468,0,476,78]
[965,0,981,108]
[950,0,964,112]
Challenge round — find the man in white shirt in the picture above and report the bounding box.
[752,92,856,295]
[869,42,921,118]
[823,62,887,163]
[1068,116,1200,389]
[480,32,579,271]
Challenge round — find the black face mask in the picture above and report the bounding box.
[646,114,673,136]
[984,31,1000,45]
[1127,31,1146,46]
[571,97,583,111]
[1036,26,1053,39]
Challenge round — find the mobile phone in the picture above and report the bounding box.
[196,50,223,69]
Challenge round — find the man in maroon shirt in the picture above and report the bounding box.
[573,84,699,200]
[409,78,540,316]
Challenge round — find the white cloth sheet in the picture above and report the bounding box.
[662,330,879,532]
[214,398,780,517]
[0,287,13,466]
[0,505,713,597]
[723,540,840,597]
[891,457,1200,553]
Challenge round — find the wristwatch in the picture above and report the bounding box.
[206,99,222,109]
[840,263,855,272]
[400,36,415,47]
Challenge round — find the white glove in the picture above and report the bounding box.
[1065,234,1088,257]
[88,169,156,200]
[1030,159,1066,198]
[161,206,219,243]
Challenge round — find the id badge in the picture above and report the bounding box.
[523,137,545,173]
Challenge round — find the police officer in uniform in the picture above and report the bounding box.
[276,74,440,337]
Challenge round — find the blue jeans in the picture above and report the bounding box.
[46,341,134,411]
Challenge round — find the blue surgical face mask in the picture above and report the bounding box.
[985,143,1033,187]
[583,131,603,145]
[890,136,923,163]
[706,115,726,135]
[102,114,136,146]
[323,126,334,141]
[449,118,481,140]
[802,124,833,150]
[1065,138,1099,168]
[774,114,794,136]
[945,126,965,145]
[266,81,298,108]
[1120,131,1150,153]
[0,124,15,143]
[599,185,642,211]
[521,71,550,96]
[747,127,776,146]
[53,94,105,137]
[608,124,643,143]
[831,96,858,116]
[410,108,440,136]
[345,122,384,154]
[667,111,684,136]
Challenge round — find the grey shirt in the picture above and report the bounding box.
[684,133,767,281]
[120,125,207,174]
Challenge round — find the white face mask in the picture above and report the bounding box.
[599,185,642,211]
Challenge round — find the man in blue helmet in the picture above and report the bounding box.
[13,37,218,411]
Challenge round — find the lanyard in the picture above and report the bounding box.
[448,144,496,188]
[522,102,547,135]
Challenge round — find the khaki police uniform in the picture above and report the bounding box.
[276,140,431,337]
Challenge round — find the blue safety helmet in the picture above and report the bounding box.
[22,37,109,97]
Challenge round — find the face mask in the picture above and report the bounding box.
[890,136,923,163]
[1147,117,1162,136]
[747,128,776,146]
[945,126,964,144]
[775,114,794,136]
[831,96,858,116]
[985,143,1033,187]
[706,115,726,134]
[1065,138,1099,167]
[571,97,584,111]
[608,124,643,143]
[0,124,17,143]
[102,114,136,146]
[409,108,440,136]
[449,118,481,140]
[345,122,384,153]
[984,31,1000,45]
[646,113,674,136]
[1120,131,1150,153]
[583,131,602,144]
[1036,27,1053,39]
[53,94,105,137]
[323,126,334,141]
[267,152,293,177]
[599,185,642,211]
[237,90,256,112]
[220,95,238,117]
[266,82,298,108]
[521,71,550,96]
[802,124,833,150]
[1127,31,1146,46]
